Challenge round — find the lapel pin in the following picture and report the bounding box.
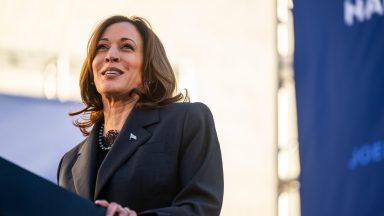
[129,133,137,141]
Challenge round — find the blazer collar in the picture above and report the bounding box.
[94,107,159,199]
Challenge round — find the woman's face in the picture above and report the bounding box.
[92,22,144,98]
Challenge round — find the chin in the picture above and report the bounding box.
[101,89,134,98]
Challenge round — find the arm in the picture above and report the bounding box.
[140,103,224,216]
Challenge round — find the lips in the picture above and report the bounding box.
[101,67,124,77]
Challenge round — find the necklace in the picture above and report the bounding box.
[98,124,119,151]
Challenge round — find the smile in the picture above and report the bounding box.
[101,67,124,77]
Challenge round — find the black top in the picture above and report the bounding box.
[95,143,109,173]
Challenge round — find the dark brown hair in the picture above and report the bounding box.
[70,15,188,136]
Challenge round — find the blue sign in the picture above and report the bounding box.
[294,0,384,215]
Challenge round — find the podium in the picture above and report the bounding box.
[0,157,105,216]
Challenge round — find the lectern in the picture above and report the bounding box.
[0,157,105,216]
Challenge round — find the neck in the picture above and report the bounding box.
[102,95,139,135]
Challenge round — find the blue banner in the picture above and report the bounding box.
[0,94,83,182]
[294,0,384,215]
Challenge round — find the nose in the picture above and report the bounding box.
[104,48,120,63]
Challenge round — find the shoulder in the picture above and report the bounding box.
[57,140,85,184]
[160,102,213,117]
[60,140,85,165]
[159,102,216,131]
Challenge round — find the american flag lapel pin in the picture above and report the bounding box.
[129,133,137,141]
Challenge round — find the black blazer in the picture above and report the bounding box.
[57,102,223,216]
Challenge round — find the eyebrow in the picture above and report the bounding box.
[99,38,137,47]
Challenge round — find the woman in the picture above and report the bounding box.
[57,15,223,216]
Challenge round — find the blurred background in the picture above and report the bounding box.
[2,0,383,215]
[0,0,291,215]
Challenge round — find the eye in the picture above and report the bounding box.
[96,44,109,51]
[121,43,134,51]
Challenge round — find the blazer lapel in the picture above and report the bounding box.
[94,107,159,199]
[71,125,99,200]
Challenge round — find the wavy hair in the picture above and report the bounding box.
[70,15,188,136]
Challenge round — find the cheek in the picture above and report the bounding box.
[91,58,99,72]
[134,63,143,85]
[91,58,103,89]
[92,57,103,77]
[134,58,144,78]
[124,57,143,81]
